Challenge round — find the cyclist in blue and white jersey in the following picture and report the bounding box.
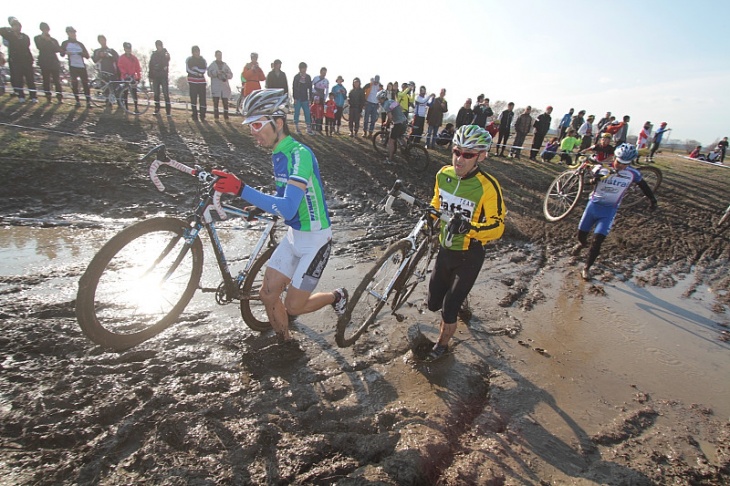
[212,89,348,347]
[571,143,658,281]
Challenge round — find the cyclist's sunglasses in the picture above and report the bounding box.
[452,149,479,159]
[249,118,274,132]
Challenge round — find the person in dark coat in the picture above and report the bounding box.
[530,105,553,160]
[0,17,37,102]
[34,22,63,102]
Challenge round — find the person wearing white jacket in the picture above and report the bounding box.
[207,50,233,120]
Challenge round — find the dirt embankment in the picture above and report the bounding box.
[1,98,729,485]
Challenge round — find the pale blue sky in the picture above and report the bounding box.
[4,0,728,145]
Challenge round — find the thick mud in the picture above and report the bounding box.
[1,98,729,484]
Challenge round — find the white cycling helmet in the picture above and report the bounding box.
[614,143,638,163]
[376,89,389,101]
[241,88,290,124]
[453,124,492,152]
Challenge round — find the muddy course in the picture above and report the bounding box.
[1,98,729,485]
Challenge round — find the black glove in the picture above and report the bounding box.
[448,214,472,235]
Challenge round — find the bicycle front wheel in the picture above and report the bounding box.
[75,217,204,351]
[120,85,150,115]
[405,144,430,170]
[336,240,411,348]
[391,235,437,312]
[372,131,388,157]
[341,102,349,122]
[543,170,585,222]
[239,246,275,332]
[621,166,662,209]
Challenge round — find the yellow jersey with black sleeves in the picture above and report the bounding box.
[430,165,506,250]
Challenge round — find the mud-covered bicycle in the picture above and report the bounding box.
[76,145,279,351]
[335,180,453,348]
[543,155,663,222]
[89,71,151,115]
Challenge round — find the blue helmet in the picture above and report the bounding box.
[614,143,638,163]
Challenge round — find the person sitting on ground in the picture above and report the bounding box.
[579,133,614,163]
[435,123,456,149]
[541,137,559,163]
[559,128,583,165]
[571,143,657,281]
[689,145,701,159]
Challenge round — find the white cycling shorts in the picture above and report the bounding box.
[267,227,332,292]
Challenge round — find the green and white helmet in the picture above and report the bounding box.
[453,124,492,152]
[241,88,290,124]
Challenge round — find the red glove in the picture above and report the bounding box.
[212,170,243,196]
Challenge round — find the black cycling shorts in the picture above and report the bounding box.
[390,122,406,140]
[427,243,485,324]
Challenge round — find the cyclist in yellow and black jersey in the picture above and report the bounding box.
[425,125,506,361]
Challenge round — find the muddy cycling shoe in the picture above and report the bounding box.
[424,344,449,362]
[332,288,349,316]
[458,298,472,322]
[581,267,591,281]
[571,243,586,256]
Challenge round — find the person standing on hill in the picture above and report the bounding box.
[596,111,612,143]
[186,45,207,121]
[612,115,630,146]
[265,59,288,93]
[717,136,728,164]
[60,26,91,108]
[530,105,553,160]
[0,17,37,102]
[509,105,532,159]
[571,143,657,281]
[207,50,233,120]
[117,42,142,113]
[648,121,670,161]
[397,82,414,122]
[424,125,506,362]
[495,102,514,156]
[92,35,119,81]
[242,52,265,97]
[347,77,365,137]
[34,22,63,103]
[409,85,429,143]
[148,40,171,116]
[426,88,448,149]
[331,76,347,134]
[558,108,574,140]
[578,114,595,150]
[312,67,329,107]
[455,98,474,129]
[292,62,313,135]
[472,94,493,128]
[362,75,382,138]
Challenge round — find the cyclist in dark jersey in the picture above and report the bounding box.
[425,125,507,361]
[579,132,614,162]
[212,89,348,347]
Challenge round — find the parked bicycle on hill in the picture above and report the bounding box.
[543,152,662,222]
[372,122,430,170]
[89,71,150,115]
[335,180,449,347]
[76,145,281,351]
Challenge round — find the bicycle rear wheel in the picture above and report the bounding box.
[621,166,662,209]
[239,246,275,332]
[75,217,204,351]
[119,84,151,115]
[391,235,437,311]
[89,78,109,108]
[405,144,430,170]
[336,239,411,348]
[372,131,388,157]
[543,170,585,222]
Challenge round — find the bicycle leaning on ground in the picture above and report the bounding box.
[89,71,151,115]
[76,144,280,351]
[335,179,455,347]
[372,123,430,170]
[543,155,662,222]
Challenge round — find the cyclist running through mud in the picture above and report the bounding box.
[571,143,658,281]
[425,125,506,362]
[212,88,348,348]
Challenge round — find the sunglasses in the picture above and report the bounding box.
[249,119,274,132]
[452,149,479,160]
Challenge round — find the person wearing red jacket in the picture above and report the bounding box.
[324,93,337,136]
[242,52,265,96]
[117,42,141,113]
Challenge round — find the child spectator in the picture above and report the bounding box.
[541,137,559,162]
[324,93,337,136]
[559,128,583,165]
[310,95,324,133]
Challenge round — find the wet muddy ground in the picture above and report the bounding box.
[1,98,729,484]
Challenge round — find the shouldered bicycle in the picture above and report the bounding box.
[335,180,455,347]
[372,123,430,170]
[543,155,663,222]
[75,144,280,351]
